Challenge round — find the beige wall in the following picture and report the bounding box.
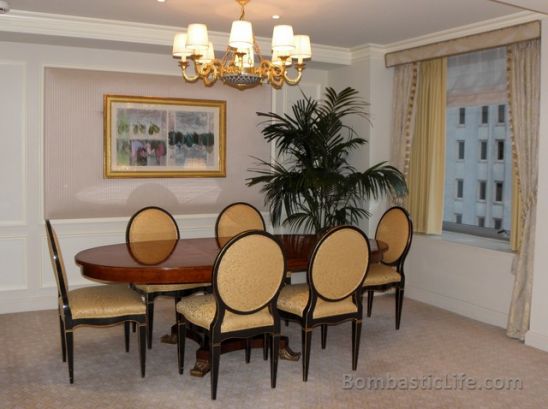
[44,68,272,219]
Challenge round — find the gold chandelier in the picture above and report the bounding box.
[172,0,312,90]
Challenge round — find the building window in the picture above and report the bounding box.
[496,140,504,161]
[493,218,503,230]
[477,217,485,227]
[457,141,465,160]
[455,214,462,224]
[459,107,466,125]
[481,106,489,124]
[480,140,488,160]
[498,104,505,123]
[495,181,503,202]
[456,179,464,198]
[478,180,487,201]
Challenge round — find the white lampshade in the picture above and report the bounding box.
[172,32,190,58]
[271,50,291,66]
[197,42,215,64]
[292,35,312,60]
[272,25,294,55]
[229,20,253,49]
[236,47,255,68]
[187,23,209,53]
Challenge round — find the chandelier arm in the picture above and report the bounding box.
[283,65,305,86]
[180,61,200,83]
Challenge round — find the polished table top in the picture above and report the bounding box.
[75,234,387,285]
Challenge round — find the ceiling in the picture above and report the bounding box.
[4,0,529,47]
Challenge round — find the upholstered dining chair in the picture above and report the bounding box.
[176,230,286,400]
[362,206,413,330]
[277,225,371,382]
[127,206,208,349]
[45,220,147,383]
[215,202,266,244]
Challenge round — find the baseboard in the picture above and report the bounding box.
[525,330,548,352]
[406,285,508,328]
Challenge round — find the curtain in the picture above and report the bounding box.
[407,58,447,234]
[506,39,540,340]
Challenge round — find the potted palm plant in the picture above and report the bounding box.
[247,87,407,233]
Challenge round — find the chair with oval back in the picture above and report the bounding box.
[362,206,413,329]
[127,206,209,349]
[276,225,371,381]
[45,220,147,383]
[176,230,286,400]
[215,202,266,244]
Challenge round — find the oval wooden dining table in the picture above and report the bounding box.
[75,234,388,376]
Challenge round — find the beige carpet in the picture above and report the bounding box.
[1,296,547,409]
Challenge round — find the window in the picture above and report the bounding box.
[496,140,504,161]
[455,214,462,224]
[459,107,466,125]
[480,140,488,160]
[493,218,502,230]
[456,179,464,198]
[457,141,465,160]
[477,217,485,227]
[481,106,489,124]
[498,104,505,123]
[478,181,487,201]
[495,182,503,202]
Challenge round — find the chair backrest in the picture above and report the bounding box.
[126,206,180,243]
[213,230,286,315]
[215,202,265,240]
[375,206,413,265]
[45,220,69,305]
[309,226,370,302]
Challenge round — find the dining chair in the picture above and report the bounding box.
[215,202,266,244]
[362,206,413,329]
[276,225,370,381]
[127,206,208,349]
[176,230,286,400]
[45,220,147,383]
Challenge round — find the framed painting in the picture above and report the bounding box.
[104,95,226,178]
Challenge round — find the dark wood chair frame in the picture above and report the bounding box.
[363,206,413,330]
[127,206,208,349]
[177,230,287,400]
[46,220,147,384]
[278,225,371,382]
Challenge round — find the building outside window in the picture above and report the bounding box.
[480,140,488,160]
[495,181,504,202]
[498,104,505,123]
[455,213,462,224]
[459,107,466,125]
[481,105,489,124]
[457,141,465,160]
[456,179,464,198]
[478,180,487,201]
[478,217,485,227]
[496,140,504,161]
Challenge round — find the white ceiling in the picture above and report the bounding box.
[5,0,527,47]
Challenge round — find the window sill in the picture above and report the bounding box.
[439,230,514,253]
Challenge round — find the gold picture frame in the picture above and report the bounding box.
[104,95,226,178]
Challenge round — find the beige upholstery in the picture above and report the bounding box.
[363,263,402,287]
[277,283,358,319]
[46,223,69,296]
[68,284,145,319]
[376,208,410,264]
[217,234,284,312]
[216,203,265,239]
[134,283,205,293]
[128,240,177,265]
[177,294,274,332]
[311,228,369,300]
[128,208,179,243]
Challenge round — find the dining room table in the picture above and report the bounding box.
[75,234,388,376]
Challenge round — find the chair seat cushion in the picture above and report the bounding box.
[176,294,274,333]
[363,263,401,287]
[134,283,208,293]
[68,284,145,319]
[277,283,357,319]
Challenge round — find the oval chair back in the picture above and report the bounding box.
[45,220,70,306]
[374,206,413,266]
[309,225,370,303]
[126,206,180,243]
[213,230,286,320]
[215,202,265,242]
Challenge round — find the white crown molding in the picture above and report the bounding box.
[351,44,385,63]
[0,10,351,66]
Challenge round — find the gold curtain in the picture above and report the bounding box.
[407,58,447,234]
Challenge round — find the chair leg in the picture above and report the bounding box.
[65,329,74,384]
[177,314,186,375]
[320,325,328,349]
[270,334,280,388]
[351,320,362,370]
[367,290,374,317]
[146,298,154,349]
[302,328,312,382]
[138,324,146,378]
[263,334,269,361]
[58,314,66,362]
[124,321,130,352]
[395,287,404,330]
[210,343,221,400]
[132,322,136,333]
[245,338,251,363]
